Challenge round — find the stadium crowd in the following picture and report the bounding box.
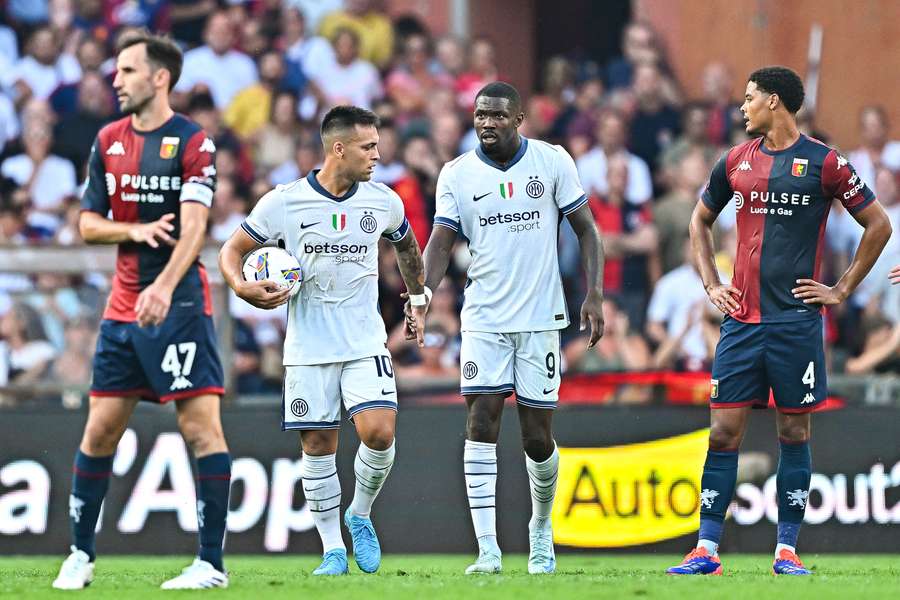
[1,1,899,400]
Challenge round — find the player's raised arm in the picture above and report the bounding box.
[218,227,291,310]
[566,204,605,347]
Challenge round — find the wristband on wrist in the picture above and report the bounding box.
[409,285,432,307]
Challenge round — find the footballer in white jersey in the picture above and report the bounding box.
[220,106,427,576]
[412,83,605,575]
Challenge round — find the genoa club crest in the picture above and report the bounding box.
[160,136,180,159]
[791,158,808,177]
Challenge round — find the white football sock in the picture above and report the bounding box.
[464,440,499,552]
[301,453,344,553]
[775,543,796,556]
[349,441,395,518]
[525,443,559,528]
[698,539,719,556]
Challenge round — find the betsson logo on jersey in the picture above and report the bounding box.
[302,241,369,264]
[478,210,541,233]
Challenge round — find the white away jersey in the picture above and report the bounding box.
[434,137,587,332]
[241,170,409,365]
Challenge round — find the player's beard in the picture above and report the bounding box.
[119,87,155,117]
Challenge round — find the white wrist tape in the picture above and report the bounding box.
[409,285,432,307]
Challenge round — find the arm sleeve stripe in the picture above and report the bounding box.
[240,221,267,244]
[179,182,214,207]
[383,218,410,242]
[847,194,877,215]
[561,194,588,215]
[433,216,460,232]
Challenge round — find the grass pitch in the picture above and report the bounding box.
[2,554,897,599]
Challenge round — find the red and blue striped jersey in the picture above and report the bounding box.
[81,114,217,322]
[702,134,876,324]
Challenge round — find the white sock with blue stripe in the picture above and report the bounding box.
[349,441,395,518]
[301,453,345,553]
[525,443,559,527]
[465,440,500,554]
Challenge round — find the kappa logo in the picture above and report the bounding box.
[801,392,816,404]
[170,375,193,391]
[290,398,309,418]
[699,488,719,509]
[732,191,745,211]
[738,160,752,171]
[836,154,848,169]
[69,495,85,523]
[199,137,216,153]
[201,164,217,178]
[106,141,126,156]
[787,489,809,508]
[196,500,206,528]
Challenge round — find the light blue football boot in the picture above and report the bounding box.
[344,508,381,573]
[312,549,349,576]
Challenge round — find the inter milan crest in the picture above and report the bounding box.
[526,175,545,198]
[360,210,378,233]
[463,361,478,380]
[160,136,179,159]
[291,398,309,417]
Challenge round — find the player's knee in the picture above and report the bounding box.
[708,422,742,452]
[178,415,222,455]
[778,423,810,444]
[521,431,553,462]
[359,421,395,451]
[82,417,126,454]
[466,409,500,442]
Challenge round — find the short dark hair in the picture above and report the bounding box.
[474,81,522,113]
[320,105,380,139]
[748,66,804,114]
[116,30,183,91]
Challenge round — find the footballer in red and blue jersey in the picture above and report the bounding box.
[669,66,891,577]
[81,111,224,402]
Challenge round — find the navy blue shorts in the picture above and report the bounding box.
[90,313,224,403]
[710,316,826,413]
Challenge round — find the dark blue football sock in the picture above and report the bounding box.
[776,440,811,547]
[71,451,114,562]
[697,450,739,546]
[196,453,231,572]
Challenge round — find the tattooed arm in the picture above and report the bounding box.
[392,229,427,346]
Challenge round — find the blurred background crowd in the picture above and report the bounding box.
[1,0,899,402]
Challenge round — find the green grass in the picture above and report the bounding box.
[3,554,898,599]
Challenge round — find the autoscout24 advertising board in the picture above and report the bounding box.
[1,405,898,554]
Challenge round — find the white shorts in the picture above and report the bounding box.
[459,330,561,409]
[282,353,397,430]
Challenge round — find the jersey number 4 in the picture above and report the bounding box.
[802,361,815,389]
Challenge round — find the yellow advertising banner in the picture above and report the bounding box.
[553,429,709,547]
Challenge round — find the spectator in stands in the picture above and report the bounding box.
[588,154,656,329]
[254,90,303,173]
[455,37,500,111]
[844,309,900,375]
[653,149,709,275]
[51,318,96,386]
[169,0,218,47]
[848,105,900,191]
[0,302,57,388]
[628,62,681,175]
[176,11,259,109]
[658,102,718,185]
[210,177,248,243]
[372,121,404,185]
[551,77,603,150]
[434,35,466,81]
[2,27,81,107]
[386,32,453,124]
[314,27,382,110]
[269,139,321,186]
[225,50,287,140]
[2,121,77,231]
[53,71,114,174]
[577,109,653,205]
[0,92,19,156]
[318,0,395,69]
[392,321,460,379]
[605,21,658,90]
[49,36,112,117]
[400,133,440,225]
[188,92,255,186]
[700,61,741,146]
[281,6,336,85]
[563,294,650,372]
[239,14,270,59]
[646,240,721,372]
[431,113,463,165]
